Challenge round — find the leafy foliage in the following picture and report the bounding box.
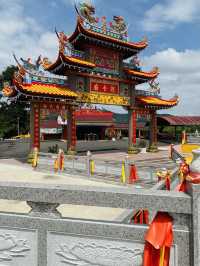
[0,65,29,138]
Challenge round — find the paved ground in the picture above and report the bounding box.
[0,159,128,221]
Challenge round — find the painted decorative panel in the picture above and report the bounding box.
[0,227,37,266]
[47,232,177,266]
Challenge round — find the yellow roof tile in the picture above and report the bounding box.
[20,83,78,98]
[137,96,179,106]
[65,56,95,67]
[124,68,159,79]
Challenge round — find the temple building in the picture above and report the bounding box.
[2,1,179,154]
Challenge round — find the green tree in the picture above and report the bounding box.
[0,65,29,138]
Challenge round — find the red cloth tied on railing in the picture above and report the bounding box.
[59,152,64,171]
[188,172,200,184]
[165,174,171,191]
[133,210,149,225]
[143,212,173,266]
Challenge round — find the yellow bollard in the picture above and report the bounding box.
[32,147,38,169]
[121,161,126,184]
[54,158,59,172]
[90,160,95,175]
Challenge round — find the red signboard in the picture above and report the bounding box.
[90,82,119,94]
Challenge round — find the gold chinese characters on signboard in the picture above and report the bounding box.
[77,92,130,106]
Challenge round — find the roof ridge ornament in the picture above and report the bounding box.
[110,16,128,37]
[75,1,128,41]
[149,78,160,95]
[75,0,98,25]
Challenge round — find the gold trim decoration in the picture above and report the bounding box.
[77,92,130,106]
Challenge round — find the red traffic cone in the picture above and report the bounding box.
[129,164,139,184]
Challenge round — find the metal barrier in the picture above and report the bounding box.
[37,152,125,182]
[37,152,172,188]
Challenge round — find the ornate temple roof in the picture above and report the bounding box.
[136,95,179,109]
[2,56,78,100]
[68,17,148,57]
[13,80,77,98]
[44,52,96,72]
[124,67,159,82]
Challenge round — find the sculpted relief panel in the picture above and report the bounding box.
[47,232,144,266]
[47,232,177,266]
[0,228,37,266]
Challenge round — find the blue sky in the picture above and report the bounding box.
[1,0,200,115]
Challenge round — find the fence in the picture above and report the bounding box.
[37,152,165,187]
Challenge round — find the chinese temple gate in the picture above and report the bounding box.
[3,1,179,154]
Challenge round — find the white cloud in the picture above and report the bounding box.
[0,0,58,71]
[140,48,200,115]
[142,0,200,32]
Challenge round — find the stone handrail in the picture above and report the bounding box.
[0,181,191,215]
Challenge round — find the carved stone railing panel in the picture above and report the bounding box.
[0,227,37,266]
[48,233,143,266]
[47,232,178,266]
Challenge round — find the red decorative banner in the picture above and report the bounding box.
[90,82,119,95]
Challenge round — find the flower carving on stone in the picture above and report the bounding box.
[0,234,30,262]
[56,242,143,265]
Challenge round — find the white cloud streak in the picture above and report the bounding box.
[0,0,58,70]
[141,48,200,115]
[142,0,200,32]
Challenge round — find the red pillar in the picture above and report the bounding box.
[128,108,138,154]
[67,105,76,154]
[34,103,40,149]
[62,126,67,140]
[132,109,137,145]
[30,102,40,150]
[71,107,76,148]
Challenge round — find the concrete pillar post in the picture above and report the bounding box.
[128,108,139,154]
[188,183,200,266]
